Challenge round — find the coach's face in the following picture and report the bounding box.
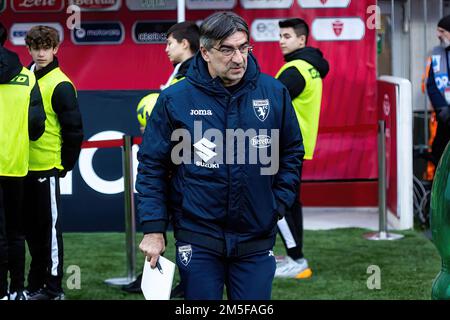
[201,31,249,87]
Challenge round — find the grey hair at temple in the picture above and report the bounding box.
[199,12,249,50]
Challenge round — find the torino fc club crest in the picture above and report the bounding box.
[178,245,192,267]
[253,99,270,122]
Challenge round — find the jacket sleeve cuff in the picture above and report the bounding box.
[276,202,287,219]
[141,220,167,234]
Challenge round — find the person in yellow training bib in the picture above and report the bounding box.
[274,18,329,279]
[136,21,200,134]
[0,22,46,301]
[136,93,160,133]
[23,26,84,300]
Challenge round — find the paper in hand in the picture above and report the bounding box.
[141,256,176,300]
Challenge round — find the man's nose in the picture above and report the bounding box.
[231,49,244,64]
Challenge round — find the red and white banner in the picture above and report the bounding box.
[2,0,377,185]
[11,0,65,12]
[68,0,122,11]
[377,77,413,229]
[297,0,351,8]
[378,81,398,217]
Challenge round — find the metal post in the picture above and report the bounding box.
[378,119,388,235]
[177,0,185,23]
[105,135,137,286]
[364,121,404,241]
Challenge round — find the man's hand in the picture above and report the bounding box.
[139,233,165,268]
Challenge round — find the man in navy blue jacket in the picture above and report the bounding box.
[136,12,304,300]
[426,15,450,166]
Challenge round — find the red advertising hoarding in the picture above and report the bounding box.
[1,0,378,205]
[377,81,398,217]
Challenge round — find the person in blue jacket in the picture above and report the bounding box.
[136,12,304,300]
[426,15,450,167]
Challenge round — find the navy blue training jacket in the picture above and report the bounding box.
[136,52,304,254]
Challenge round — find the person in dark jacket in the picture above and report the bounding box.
[136,12,304,300]
[274,18,329,279]
[137,21,200,133]
[426,15,450,167]
[0,22,46,300]
[23,25,83,300]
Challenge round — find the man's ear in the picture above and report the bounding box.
[53,46,59,55]
[181,38,189,50]
[299,35,306,46]
[200,46,210,62]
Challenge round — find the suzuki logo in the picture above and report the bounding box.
[333,20,344,36]
[193,138,217,163]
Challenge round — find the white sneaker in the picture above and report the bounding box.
[275,256,313,279]
[9,291,28,300]
[0,295,8,300]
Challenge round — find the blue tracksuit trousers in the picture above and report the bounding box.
[176,241,276,300]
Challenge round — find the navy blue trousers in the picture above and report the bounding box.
[176,241,276,300]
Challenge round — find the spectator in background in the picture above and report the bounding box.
[274,18,329,279]
[23,25,83,300]
[426,15,450,166]
[0,22,46,300]
[136,21,200,134]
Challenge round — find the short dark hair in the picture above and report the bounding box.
[0,22,7,46]
[25,25,60,50]
[167,21,200,54]
[200,12,249,50]
[279,18,309,44]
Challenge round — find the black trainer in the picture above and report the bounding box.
[121,273,142,294]
[170,282,184,299]
[28,288,65,300]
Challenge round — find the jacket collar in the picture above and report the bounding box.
[30,57,59,80]
[176,56,194,79]
[186,51,260,97]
